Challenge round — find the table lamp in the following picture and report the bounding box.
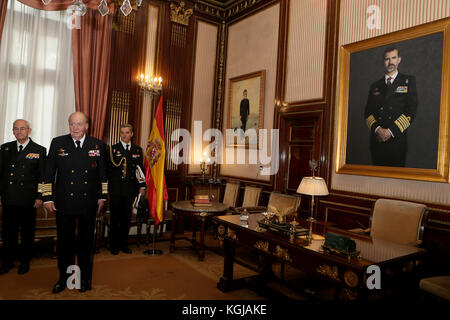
[297,176,329,243]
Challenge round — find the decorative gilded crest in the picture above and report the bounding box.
[343,270,359,288]
[170,1,193,26]
[217,225,226,240]
[273,245,292,263]
[317,264,341,282]
[226,228,237,241]
[339,288,358,300]
[254,241,269,253]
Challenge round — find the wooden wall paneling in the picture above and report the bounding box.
[320,0,340,184]
[276,110,323,193]
[185,16,221,180]
[277,0,339,179]
[133,1,164,146]
[105,8,143,144]
[130,3,150,143]
[211,20,226,181]
[214,18,227,180]
[161,1,197,201]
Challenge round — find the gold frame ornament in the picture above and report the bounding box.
[336,18,450,182]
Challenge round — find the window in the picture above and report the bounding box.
[0,0,75,149]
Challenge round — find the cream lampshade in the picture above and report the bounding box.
[297,176,329,243]
[296,176,329,197]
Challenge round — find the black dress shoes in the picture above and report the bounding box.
[121,247,132,254]
[110,248,119,255]
[78,280,92,293]
[0,263,14,275]
[52,280,67,294]
[18,263,30,275]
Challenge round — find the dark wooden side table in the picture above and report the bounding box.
[170,200,230,261]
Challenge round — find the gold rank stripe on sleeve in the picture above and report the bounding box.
[102,182,108,195]
[41,183,52,197]
[365,115,376,130]
[394,114,411,133]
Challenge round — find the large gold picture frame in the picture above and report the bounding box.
[226,70,265,149]
[336,18,450,182]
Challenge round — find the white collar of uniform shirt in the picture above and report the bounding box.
[72,134,86,148]
[17,138,30,152]
[385,71,398,84]
[120,140,131,151]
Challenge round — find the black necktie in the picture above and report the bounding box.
[387,77,393,86]
[76,140,81,150]
[18,145,23,153]
[125,144,130,154]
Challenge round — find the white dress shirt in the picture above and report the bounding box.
[72,134,86,148]
[17,138,30,152]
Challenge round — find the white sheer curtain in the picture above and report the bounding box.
[0,0,75,149]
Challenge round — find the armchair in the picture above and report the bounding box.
[351,198,428,247]
[234,191,301,219]
[222,180,240,207]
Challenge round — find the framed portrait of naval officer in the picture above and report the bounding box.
[336,18,450,183]
[226,70,265,149]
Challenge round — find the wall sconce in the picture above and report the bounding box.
[138,74,162,96]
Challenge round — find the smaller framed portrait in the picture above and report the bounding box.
[226,70,265,149]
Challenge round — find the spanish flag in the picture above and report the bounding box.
[144,97,169,225]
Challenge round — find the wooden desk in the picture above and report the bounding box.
[170,200,230,261]
[214,213,425,300]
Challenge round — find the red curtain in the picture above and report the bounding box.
[72,10,113,139]
[15,0,114,140]
[0,0,8,44]
[17,0,102,10]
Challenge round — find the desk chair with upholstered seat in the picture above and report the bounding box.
[222,181,240,208]
[241,185,263,207]
[235,191,301,217]
[367,199,428,246]
[230,185,263,215]
[419,276,450,300]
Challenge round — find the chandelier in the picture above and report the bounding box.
[42,0,143,17]
[138,74,163,96]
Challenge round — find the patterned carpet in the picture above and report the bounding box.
[0,239,263,300]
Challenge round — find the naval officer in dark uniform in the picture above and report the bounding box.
[43,112,108,293]
[364,47,418,167]
[0,119,46,275]
[240,89,250,131]
[107,124,146,255]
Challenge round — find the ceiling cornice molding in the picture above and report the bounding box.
[194,0,269,20]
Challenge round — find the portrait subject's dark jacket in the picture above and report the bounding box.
[42,134,108,215]
[240,98,250,118]
[364,73,418,165]
[0,139,46,207]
